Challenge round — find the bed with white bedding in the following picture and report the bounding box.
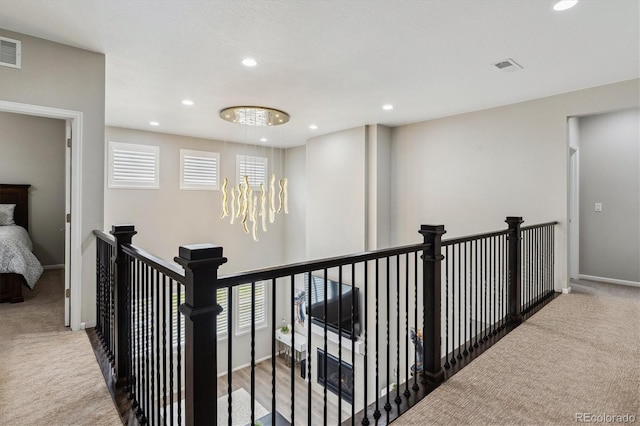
[0,184,43,303]
[0,224,43,289]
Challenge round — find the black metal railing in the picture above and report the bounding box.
[520,222,556,317]
[92,217,558,426]
[441,228,510,369]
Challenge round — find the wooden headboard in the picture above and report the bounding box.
[0,184,31,231]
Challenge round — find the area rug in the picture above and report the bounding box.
[165,388,269,425]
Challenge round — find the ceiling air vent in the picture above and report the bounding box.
[492,58,523,72]
[0,36,21,69]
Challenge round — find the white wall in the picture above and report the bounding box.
[0,112,66,266]
[391,79,640,290]
[0,28,105,325]
[284,145,307,263]
[578,110,640,283]
[306,126,367,258]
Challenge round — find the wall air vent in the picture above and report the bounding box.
[0,36,21,69]
[492,58,523,72]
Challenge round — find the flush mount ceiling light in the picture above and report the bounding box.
[219,106,290,126]
[309,124,318,130]
[149,121,159,126]
[182,99,194,106]
[242,58,257,67]
[382,104,394,111]
[553,0,579,11]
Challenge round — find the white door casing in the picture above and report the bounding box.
[0,100,83,331]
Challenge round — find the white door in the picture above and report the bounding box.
[64,121,72,326]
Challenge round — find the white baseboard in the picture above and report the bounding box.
[562,287,571,294]
[578,274,640,288]
[43,264,65,270]
[217,354,273,378]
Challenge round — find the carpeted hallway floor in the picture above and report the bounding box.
[395,279,640,425]
[0,269,121,425]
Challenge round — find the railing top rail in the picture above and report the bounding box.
[218,242,428,288]
[443,229,510,246]
[122,244,185,283]
[521,221,559,231]
[93,230,116,246]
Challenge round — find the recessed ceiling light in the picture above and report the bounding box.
[150,121,159,126]
[242,58,257,67]
[309,124,318,130]
[182,99,194,106]
[260,137,268,142]
[553,0,578,11]
[382,104,394,111]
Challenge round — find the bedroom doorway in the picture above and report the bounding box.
[0,100,83,330]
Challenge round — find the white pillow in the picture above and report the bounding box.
[0,204,16,226]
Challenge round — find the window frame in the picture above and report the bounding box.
[180,149,220,191]
[234,281,268,336]
[236,155,268,189]
[108,141,160,189]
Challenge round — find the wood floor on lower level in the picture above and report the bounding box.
[217,353,352,425]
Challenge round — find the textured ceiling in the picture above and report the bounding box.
[0,0,638,147]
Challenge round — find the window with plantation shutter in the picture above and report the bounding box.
[108,142,159,189]
[180,149,220,190]
[236,155,268,188]
[171,287,228,347]
[235,281,267,335]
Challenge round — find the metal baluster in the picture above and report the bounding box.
[463,242,468,357]
[395,255,402,405]
[323,271,329,425]
[444,246,450,369]
[468,241,474,354]
[168,277,174,426]
[361,260,370,425]
[384,257,392,413]
[161,274,167,425]
[155,271,161,424]
[404,253,411,398]
[373,259,380,420]
[482,238,487,344]
[492,236,497,336]
[307,273,313,426]
[228,285,234,426]
[351,264,356,425]
[449,245,456,366]
[412,251,419,392]
[148,267,155,425]
[290,274,296,425]
[271,279,276,426]
[251,281,256,426]
[177,282,182,426]
[457,244,463,359]
[338,266,343,423]
[474,239,479,349]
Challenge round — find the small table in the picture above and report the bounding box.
[275,330,306,366]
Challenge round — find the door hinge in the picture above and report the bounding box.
[67,138,72,148]
[65,288,71,298]
[66,213,71,223]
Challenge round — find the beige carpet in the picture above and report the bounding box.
[395,279,640,425]
[0,269,121,425]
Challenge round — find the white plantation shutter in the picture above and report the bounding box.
[236,155,268,188]
[180,149,220,190]
[216,287,229,336]
[108,142,159,189]
[235,282,267,335]
[171,287,227,346]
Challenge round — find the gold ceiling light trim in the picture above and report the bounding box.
[219,106,290,127]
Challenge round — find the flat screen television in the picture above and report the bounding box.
[305,274,361,340]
